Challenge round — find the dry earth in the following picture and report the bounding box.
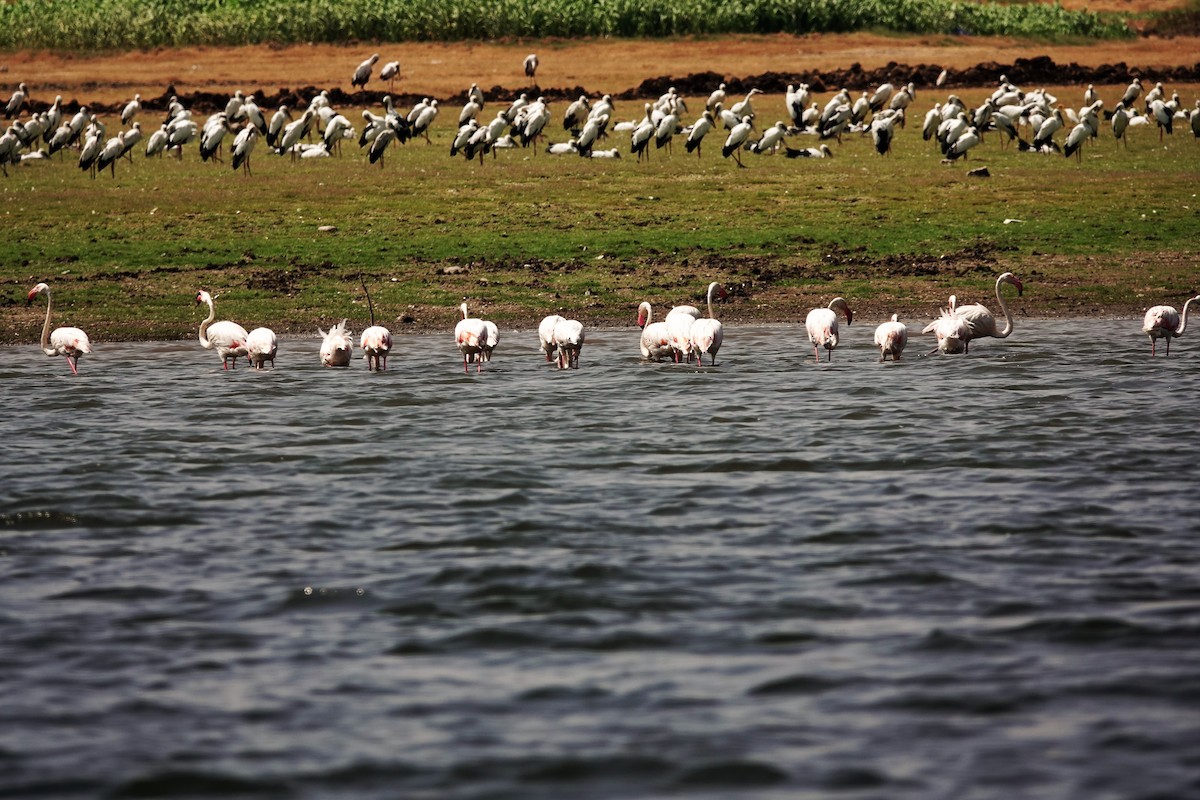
[2,32,1199,108]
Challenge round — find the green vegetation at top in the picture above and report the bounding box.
[0,0,1130,50]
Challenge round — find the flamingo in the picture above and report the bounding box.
[245,327,278,370]
[195,290,248,370]
[666,308,695,363]
[689,282,727,366]
[455,302,488,373]
[922,308,971,354]
[553,318,585,369]
[539,314,565,362]
[319,320,354,366]
[360,325,392,371]
[873,314,908,361]
[805,297,852,362]
[952,272,1023,352]
[352,54,380,89]
[480,320,499,362]
[27,282,91,375]
[1143,295,1200,356]
[636,302,673,361]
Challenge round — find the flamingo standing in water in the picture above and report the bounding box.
[873,314,908,361]
[455,302,488,372]
[1143,295,1200,356]
[689,282,727,366]
[553,318,585,369]
[319,320,353,366]
[480,320,499,362]
[636,301,673,361]
[195,290,248,369]
[538,314,565,362]
[27,282,91,374]
[245,327,278,370]
[922,308,970,354]
[952,272,1023,352]
[358,278,392,371]
[805,297,853,362]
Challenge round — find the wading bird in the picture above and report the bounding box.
[539,314,565,362]
[636,302,673,361]
[245,327,278,370]
[319,320,354,366]
[27,282,91,375]
[805,297,852,362]
[352,54,380,89]
[1142,295,1200,356]
[874,314,908,361]
[455,302,488,373]
[195,290,249,370]
[553,318,584,369]
[951,272,1023,352]
[689,282,726,366]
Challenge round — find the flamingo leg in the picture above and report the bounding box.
[65,355,79,375]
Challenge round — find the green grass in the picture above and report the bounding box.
[0,0,1131,50]
[3,90,1198,343]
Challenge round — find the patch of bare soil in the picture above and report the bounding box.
[3,33,1199,112]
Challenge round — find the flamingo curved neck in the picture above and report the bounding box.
[994,277,1015,338]
[705,285,717,319]
[38,288,55,356]
[198,298,216,348]
[1179,296,1199,336]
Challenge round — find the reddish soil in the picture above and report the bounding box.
[3,33,1199,112]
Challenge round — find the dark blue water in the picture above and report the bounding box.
[2,320,1199,799]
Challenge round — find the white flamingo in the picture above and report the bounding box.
[805,297,853,362]
[195,290,248,370]
[952,272,1023,352]
[553,318,585,369]
[27,282,91,375]
[923,307,971,354]
[480,320,499,362]
[246,327,278,370]
[1143,295,1200,356]
[539,314,565,362]
[636,302,673,361]
[689,282,726,366]
[360,325,392,371]
[319,320,354,366]
[873,314,908,361]
[665,306,696,363]
[455,302,488,373]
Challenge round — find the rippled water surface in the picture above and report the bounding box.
[3,321,1199,800]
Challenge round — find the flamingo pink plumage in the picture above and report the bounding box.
[805,297,852,362]
[245,326,278,370]
[195,290,248,370]
[922,308,970,354]
[553,318,585,369]
[539,314,565,362]
[455,302,488,372]
[952,272,1023,352]
[27,282,91,375]
[689,281,727,366]
[874,314,908,361]
[1143,295,1200,356]
[360,325,392,371]
[636,301,673,361]
[319,320,353,366]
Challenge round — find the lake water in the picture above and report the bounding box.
[2,320,1198,799]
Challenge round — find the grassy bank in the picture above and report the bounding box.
[2,89,1198,345]
[0,0,1130,50]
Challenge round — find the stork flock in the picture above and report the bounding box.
[3,59,1198,177]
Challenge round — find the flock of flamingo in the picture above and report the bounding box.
[3,57,1198,176]
[23,272,1200,375]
